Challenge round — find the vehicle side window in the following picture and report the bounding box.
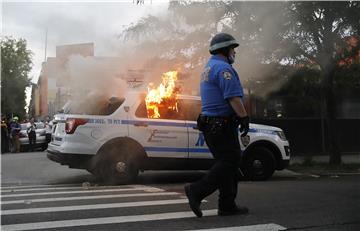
[135,99,201,121]
[135,100,186,120]
[135,101,148,118]
[180,99,202,121]
[100,98,125,115]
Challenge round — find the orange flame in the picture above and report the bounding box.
[145,71,179,118]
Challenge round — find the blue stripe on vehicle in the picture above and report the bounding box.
[189,148,210,153]
[144,147,187,152]
[123,120,258,133]
[122,120,186,127]
[187,122,257,133]
[248,128,257,133]
[144,147,210,153]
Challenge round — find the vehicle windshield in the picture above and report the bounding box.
[20,122,45,130]
[35,122,45,129]
[60,97,125,115]
[20,124,27,130]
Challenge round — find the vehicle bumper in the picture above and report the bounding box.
[19,136,47,146]
[278,159,290,170]
[47,149,93,169]
[277,144,290,170]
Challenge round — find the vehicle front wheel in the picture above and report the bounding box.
[241,146,276,181]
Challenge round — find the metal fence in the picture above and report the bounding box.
[252,118,360,155]
[249,96,360,155]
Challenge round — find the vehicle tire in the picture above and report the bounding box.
[41,145,47,151]
[91,138,144,184]
[241,146,276,181]
[20,146,28,152]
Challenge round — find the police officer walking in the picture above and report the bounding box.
[27,118,37,152]
[185,33,250,217]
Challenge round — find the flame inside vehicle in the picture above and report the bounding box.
[145,71,179,118]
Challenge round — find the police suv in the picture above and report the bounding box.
[47,91,290,183]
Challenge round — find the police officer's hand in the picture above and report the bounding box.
[238,116,250,137]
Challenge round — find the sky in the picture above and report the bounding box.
[2,0,169,106]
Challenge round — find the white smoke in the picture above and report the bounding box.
[65,55,127,114]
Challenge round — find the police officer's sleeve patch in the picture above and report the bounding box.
[222,71,232,80]
[201,67,211,82]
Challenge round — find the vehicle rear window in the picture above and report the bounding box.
[62,97,125,115]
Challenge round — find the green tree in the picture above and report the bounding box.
[333,35,360,99]
[1,37,33,120]
[284,2,360,164]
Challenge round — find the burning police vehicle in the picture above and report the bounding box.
[47,71,290,183]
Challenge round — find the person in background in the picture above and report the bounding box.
[45,116,53,147]
[1,116,9,153]
[27,118,37,152]
[10,116,21,153]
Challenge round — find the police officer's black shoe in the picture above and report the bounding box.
[184,184,203,218]
[217,206,249,216]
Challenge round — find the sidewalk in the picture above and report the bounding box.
[287,154,360,176]
[290,154,360,165]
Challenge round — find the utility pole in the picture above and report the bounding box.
[44,28,48,62]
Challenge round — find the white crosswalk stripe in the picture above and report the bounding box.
[1,186,163,198]
[0,183,80,190]
[1,183,287,231]
[1,184,146,193]
[3,199,189,215]
[189,224,287,231]
[2,191,179,205]
[2,210,219,231]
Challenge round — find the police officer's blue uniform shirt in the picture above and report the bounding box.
[200,55,244,116]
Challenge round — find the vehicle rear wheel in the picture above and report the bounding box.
[98,155,139,184]
[242,146,276,181]
[91,138,144,184]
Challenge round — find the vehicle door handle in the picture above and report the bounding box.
[134,122,148,127]
[192,126,199,130]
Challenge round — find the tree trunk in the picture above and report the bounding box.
[321,67,342,165]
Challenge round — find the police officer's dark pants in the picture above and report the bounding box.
[28,132,36,151]
[189,124,241,210]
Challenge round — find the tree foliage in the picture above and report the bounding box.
[284,2,360,164]
[1,37,33,120]
[284,2,359,67]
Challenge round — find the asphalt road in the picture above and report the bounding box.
[1,151,360,231]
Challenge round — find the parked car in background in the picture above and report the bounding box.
[19,122,47,152]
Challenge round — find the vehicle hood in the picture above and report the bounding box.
[250,123,282,132]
